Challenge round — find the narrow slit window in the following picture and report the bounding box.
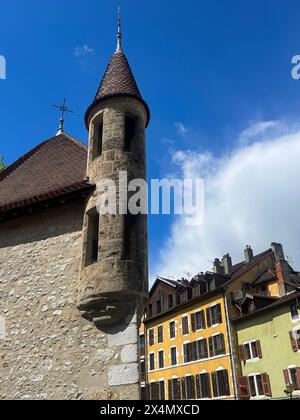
[124,115,136,152]
[93,120,103,159]
[123,213,138,260]
[85,212,100,266]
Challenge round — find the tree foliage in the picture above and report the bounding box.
[0,156,6,172]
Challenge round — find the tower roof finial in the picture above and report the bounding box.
[53,99,74,136]
[116,7,123,53]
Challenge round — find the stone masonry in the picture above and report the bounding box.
[0,202,140,400]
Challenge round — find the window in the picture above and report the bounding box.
[185,376,196,400]
[206,304,222,327]
[168,294,174,309]
[183,342,197,363]
[170,378,181,400]
[182,316,189,335]
[196,373,211,399]
[150,382,159,400]
[156,300,162,314]
[124,114,137,152]
[123,214,137,261]
[248,375,265,397]
[140,334,145,356]
[285,368,300,390]
[211,370,230,398]
[140,360,146,382]
[149,329,154,347]
[197,339,208,360]
[239,340,262,361]
[92,119,103,159]
[169,321,176,339]
[159,381,165,400]
[149,353,155,371]
[290,302,299,320]
[85,212,99,267]
[158,326,164,344]
[158,350,164,369]
[192,311,206,332]
[209,334,226,357]
[170,347,177,366]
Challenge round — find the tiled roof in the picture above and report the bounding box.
[85,51,150,128]
[0,133,91,214]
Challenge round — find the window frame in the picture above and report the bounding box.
[170,346,178,366]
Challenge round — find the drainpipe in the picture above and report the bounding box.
[223,290,239,400]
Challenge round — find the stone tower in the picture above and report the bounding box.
[77,14,150,396]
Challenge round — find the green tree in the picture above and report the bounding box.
[0,156,6,172]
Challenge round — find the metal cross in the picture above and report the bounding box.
[53,99,74,134]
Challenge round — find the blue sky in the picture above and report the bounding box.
[1,0,300,280]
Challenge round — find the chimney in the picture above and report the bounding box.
[271,243,285,261]
[244,245,254,263]
[222,254,233,275]
[213,258,224,275]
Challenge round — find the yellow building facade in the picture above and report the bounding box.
[144,280,236,401]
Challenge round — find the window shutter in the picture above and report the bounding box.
[145,384,150,400]
[211,372,218,398]
[184,344,188,363]
[237,376,250,399]
[206,373,212,399]
[262,373,272,397]
[193,341,198,361]
[238,345,246,362]
[204,338,209,359]
[220,334,226,354]
[223,370,230,396]
[256,340,262,358]
[206,308,212,328]
[296,368,300,391]
[201,310,206,329]
[217,304,222,324]
[181,377,187,400]
[195,375,201,399]
[289,331,298,352]
[283,369,290,386]
[191,313,196,333]
[168,380,173,400]
[190,376,196,399]
[154,382,159,400]
[209,337,214,358]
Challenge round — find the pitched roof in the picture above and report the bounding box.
[85,51,150,128]
[0,133,91,214]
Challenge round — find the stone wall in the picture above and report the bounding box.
[0,201,140,400]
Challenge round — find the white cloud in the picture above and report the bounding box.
[175,122,188,136]
[152,120,300,281]
[74,45,94,66]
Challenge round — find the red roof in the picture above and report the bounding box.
[0,133,90,214]
[85,51,150,128]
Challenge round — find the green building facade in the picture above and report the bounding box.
[233,292,300,400]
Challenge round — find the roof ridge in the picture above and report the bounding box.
[61,132,88,150]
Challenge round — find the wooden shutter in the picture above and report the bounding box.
[223,370,230,396]
[206,373,212,399]
[160,381,165,400]
[238,376,250,399]
[195,375,201,399]
[256,340,262,358]
[192,341,198,361]
[183,344,188,363]
[190,376,196,399]
[201,310,206,329]
[206,308,212,327]
[220,334,226,354]
[174,379,181,400]
[283,369,290,386]
[209,337,214,358]
[204,338,209,359]
[217,303,223,324]
[181,377,186,400]
[191,313,196,332]
[145,384,150,400]
[168,379,173,400]
[211,372,218,398]
[262,373,272,397]
[238,345,246,362]
[296,368,300,391]
[289,331,298,352]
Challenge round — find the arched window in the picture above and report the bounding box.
[124,114,137,152]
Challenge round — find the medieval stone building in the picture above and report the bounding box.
[0,17,149,400]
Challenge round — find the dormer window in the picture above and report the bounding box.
[92,116,104,159]
[124,114,137,152]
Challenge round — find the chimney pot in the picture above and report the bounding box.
[213,258,224,275]
[244,245,254,263]
[271,243,285,261]
[222,254,233,275]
